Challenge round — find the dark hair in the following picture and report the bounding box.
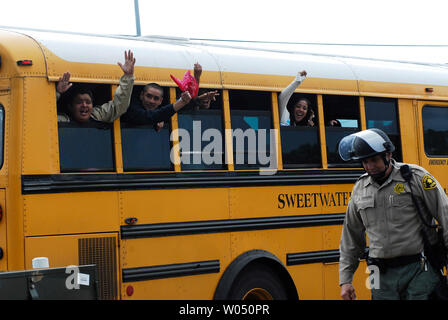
[69,87,94,104]
[287,97,314,126]
[57,85,94,115]
[142,83,164,97]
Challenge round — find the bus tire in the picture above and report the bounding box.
[227,262,289,300]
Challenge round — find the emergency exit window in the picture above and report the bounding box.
[422,106,448,156]
[365,97,402,162]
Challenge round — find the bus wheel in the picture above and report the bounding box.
[227,263,289,300]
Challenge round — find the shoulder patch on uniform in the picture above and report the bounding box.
[422,175,437,190]
[394,183,405,194]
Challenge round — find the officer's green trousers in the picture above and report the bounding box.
[371,260,440,300]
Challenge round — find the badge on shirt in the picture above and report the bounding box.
[422,175,437,190]
[394,183,405,194]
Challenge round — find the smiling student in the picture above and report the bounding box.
[56,50,136,123]
[278,70,315,127]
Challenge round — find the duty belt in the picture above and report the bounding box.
[366,253,422,273]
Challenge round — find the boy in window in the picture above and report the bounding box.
[121,63,219,130]
[56,50,136,123]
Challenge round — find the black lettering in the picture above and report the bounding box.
[278,194,285,209]
[335,192,342,206]
[318,193,324,206]
[286,194,296,208]
[329,193,336,206]
[343,192,350,206]
[278,192,353,209]
[297,193,304,208]
[321,193,330,206]
[312,193,318,207]
[305,193,311,207]
[429,160,447,165]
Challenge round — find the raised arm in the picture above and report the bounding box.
[194,62,202,85]
[118,50,136,77]
[278,70,307,125]
[91,50,136,122]
[56,72,73,100]
[197,90,220,109]
[173,91,192,112]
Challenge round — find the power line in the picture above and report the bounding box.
[188,37,448,48]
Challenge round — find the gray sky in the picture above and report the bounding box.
[1,0,448,63]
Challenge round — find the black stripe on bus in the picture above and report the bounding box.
[122,259,220,282]
[21,169,363,194]
[121,250,342,283]
[286,249,340,266]
[120,214,345,239]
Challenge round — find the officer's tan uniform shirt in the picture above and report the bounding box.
[339,160,448,285]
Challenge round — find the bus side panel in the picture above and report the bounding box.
[22,78,59,174]
[120,188,230,225]
[228,185,321,300]
[121,234,230,299]
[8,77,25,270]
[120,188,231,299]
[25,233,120,300]
[227,184,370,300]
[398,99,420,165]
[229,226,324,299]
[24,192,120,236]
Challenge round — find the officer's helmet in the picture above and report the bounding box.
[338,128,395,161]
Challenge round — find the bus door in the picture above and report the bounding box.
[417,100,448,192]
[0,82,7,271]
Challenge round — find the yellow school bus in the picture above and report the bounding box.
[0,27,448,300]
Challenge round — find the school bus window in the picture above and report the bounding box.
[365,97,402,161]
[57,83,115,172]
[422,105,448,156]
[228,90,273,170]
[120,86,173,171]
[177,88,224,170]
[323,95,360,167]
[280,93,321,168]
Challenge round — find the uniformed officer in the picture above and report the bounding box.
[338,128,448,300]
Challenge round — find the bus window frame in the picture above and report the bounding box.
[321,94,361,168]
[177,107,226,171]
[58,121,116,173]
[274,91,322,170]
[57,82,116,173]
[120,121,174,172]
[364,96,402,162]
[227,89,274,171]
[420,102,448,158]
[119,84,174,173]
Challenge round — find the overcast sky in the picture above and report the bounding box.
[1,0,448,63]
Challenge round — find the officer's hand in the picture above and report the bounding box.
[341,283,356,300]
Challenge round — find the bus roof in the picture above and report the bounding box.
[2,27,448,98]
